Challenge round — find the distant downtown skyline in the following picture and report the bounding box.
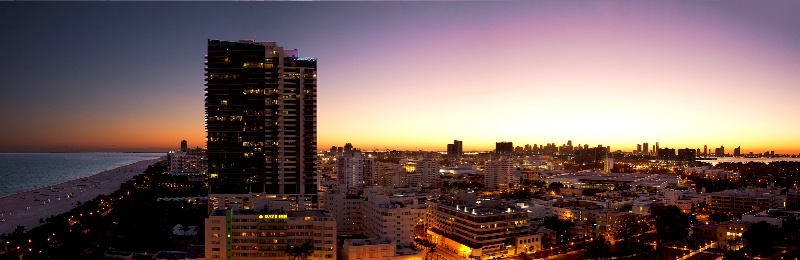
[1,1,799,153]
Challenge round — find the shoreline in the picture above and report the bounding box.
[0,158,162,235]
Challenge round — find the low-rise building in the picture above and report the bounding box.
[323,187,364,236]
[426,201,539,259]
[662,189,708,213]
[741,209,800,228]
[361,187,428,246]
[342,237,425,260]
[204,208,336,260]
[709,189,781,217]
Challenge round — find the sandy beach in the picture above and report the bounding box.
[0,158,162,235]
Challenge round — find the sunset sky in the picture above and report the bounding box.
[1,1,798,153]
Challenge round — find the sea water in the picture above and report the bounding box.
[0,153,163,198]
[697,157,800,166]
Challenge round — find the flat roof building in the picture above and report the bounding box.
[205,39,318,208]
[710,189,781,217]
[204,209,336,260]
[426,201,540,259]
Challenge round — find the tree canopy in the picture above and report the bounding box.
[650,204,691,245]
[743,221,781,257]
[708,212,730,223]
[542,216,573,245]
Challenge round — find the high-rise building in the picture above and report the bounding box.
[657,148,675,160]
[447,140,463,158]
[604,155,614,173]
[677,148,696,162]
[336,150,375,190]
[734,146,741,157]
[715,145,725,157]
[205,39,318,207]
[180,140,188,153]
[643,143,649,155]
[485,157,514,191]
[416,158,440,187]
[637,144,642,153]
[704,145,708,156]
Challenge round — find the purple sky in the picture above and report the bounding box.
[1,1,798,153]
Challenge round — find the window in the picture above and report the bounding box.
[212,248,221,252]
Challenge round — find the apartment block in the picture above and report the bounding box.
[361,187,428,246]
[205,209,336,260]
[426,201,539,259]
[709,189,781,217]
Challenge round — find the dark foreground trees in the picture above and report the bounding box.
[581,235,610,259]
[542,216,573,245]
[743,221,781,257]
[650,204,692,248]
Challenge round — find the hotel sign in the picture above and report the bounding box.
[259,214,288,219]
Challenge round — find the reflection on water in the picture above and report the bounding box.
[698,157,800,166]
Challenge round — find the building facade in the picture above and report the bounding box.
[205,39,318,208]
[205,209,336,260]
[709,189,780,217]
[416,159,440,187]
[447,140,463,159]
[323,187,364,236]
[426,201,538,259]
[168,147,207,175]
[485,158,513,191]
[495,142,513,155]
[361,187,428,246]
[335,151,375,190]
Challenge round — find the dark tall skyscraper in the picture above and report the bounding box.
[496,141,513,154]
[447,140,463,158]
[678,148,696,162]
[715,145,725,156]
[205,40,318,205]
[180,140,188,152]
[657,148,675,160]
[734,146,741,157]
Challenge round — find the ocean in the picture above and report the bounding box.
[0,153,164,198]
[698,157,800,166]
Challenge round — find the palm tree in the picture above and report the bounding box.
[286,239,314,260]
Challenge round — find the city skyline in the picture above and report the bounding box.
[2,1,799,154]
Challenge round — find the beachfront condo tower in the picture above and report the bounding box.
[205,39,318,209]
